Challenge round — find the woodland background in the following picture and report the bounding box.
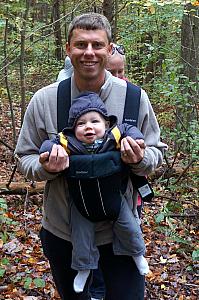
[0,0,198,299]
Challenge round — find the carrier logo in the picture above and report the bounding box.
[124,118,136,123]
[76,171,88,174]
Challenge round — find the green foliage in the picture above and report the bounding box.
[23,276,32,289]
[192,250,199,261]
[0,257,10,278]
[0,197,18,242]
[23,276,46,289]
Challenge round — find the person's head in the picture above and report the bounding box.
[66,13,113,91]
[67,13,112,44]
[68,92,112,144]
[106,44,126,79]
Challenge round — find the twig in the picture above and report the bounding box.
[0,139,14,151]
[174,158,196,184]
[168,213,198,218]
[155,195,199,209]
[6,163,17,189]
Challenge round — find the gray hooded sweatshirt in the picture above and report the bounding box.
[15,71,167,244]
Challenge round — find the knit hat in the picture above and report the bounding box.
[64,56,73,75]
[68,92,116,128]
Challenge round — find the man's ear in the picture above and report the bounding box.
[107,42,113,59]
[66,42,70,56]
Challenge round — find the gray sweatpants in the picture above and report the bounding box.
[70,198,146,271]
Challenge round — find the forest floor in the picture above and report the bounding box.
[0,102,198,300]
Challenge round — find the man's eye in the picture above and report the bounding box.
[76,42,85,49]
[93,42,103,49]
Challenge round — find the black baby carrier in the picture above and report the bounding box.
[57,78,154,222]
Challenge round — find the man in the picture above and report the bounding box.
[15,13,167,300]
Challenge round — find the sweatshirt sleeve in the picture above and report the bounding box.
[130,89,168,176]
[119,123,144,140]
[14,87,60,182]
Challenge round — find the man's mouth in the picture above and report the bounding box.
[81,61,97,67]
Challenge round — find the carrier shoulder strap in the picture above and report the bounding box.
[57,78,71,132]
[123,81,141,127]
[57,79,141,132]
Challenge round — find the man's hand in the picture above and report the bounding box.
[39,144,69,173]
[121,136,145,164]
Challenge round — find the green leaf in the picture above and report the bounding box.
[0,198,7,210]
[192,250,199,261]
[33,277,45,288]
[155,213,165,223]
[1,258,9,265]
[0,268,6,277]
[24,277,32,289]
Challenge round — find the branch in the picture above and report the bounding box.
[0,181,45,195]
[168,213,198,218]
[155,195,199,209]
[0,139,14,151]
[174,158,196,184]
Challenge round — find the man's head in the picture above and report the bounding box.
[67,92,114,144]
[67,13,112,44]
[106,44,126,79]
[66,13,113,91]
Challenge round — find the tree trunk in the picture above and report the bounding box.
[103,0,116,40]
[176,3,199,150]
[20,0,31,125]
[3,14,16,147]
[53,0,63,61]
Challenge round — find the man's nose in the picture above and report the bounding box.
[84,44,94,56]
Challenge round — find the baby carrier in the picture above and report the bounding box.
[57,78,154,221]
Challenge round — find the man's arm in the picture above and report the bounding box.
[15,88,68,181]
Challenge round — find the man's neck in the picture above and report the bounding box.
[74,72,106,93]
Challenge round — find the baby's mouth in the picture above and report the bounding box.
[85,133,95,137]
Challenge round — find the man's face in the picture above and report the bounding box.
[66,29,112,83]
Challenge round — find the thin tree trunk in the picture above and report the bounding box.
[176,3,199,151]
[53,0,63,61]
[20,0,31,125]
[3,13,16,147]
[103,0,115,39]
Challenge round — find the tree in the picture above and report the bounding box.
[176,3,199,151]
[52,0,63,61]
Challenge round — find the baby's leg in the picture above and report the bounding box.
[112,198,149,275]
[73,270,91,293]
[70,202,99,292]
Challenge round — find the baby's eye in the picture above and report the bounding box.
[76,121,85,126]
[92,119,100,123]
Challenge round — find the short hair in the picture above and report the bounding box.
[67,13,112,44]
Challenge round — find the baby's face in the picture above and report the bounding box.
[75,111,108,144]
